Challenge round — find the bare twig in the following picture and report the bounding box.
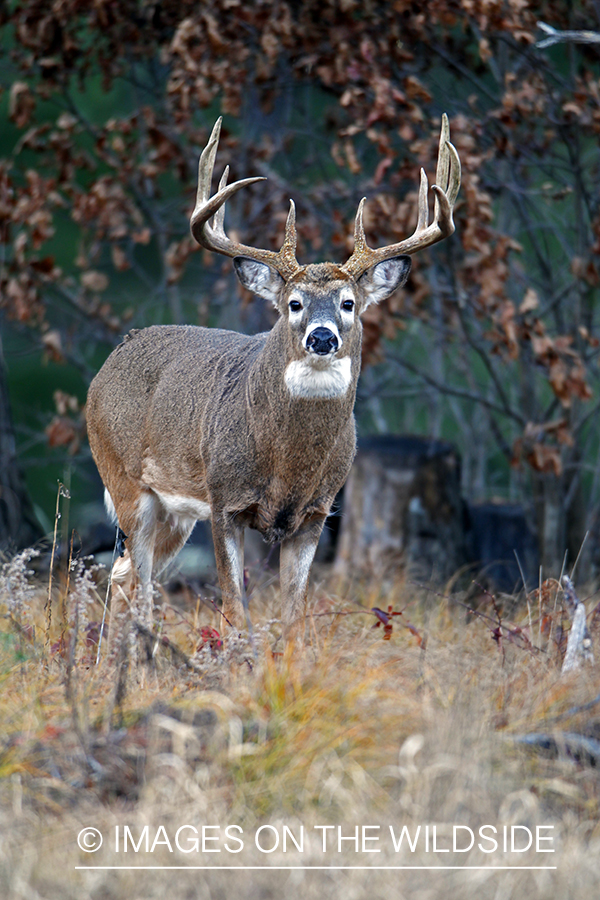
[409,580,544,655]
[46,481,70,653]
[537,21,600,49]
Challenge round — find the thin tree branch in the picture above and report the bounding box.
[537,22,600,49]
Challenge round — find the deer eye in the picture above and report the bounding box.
[341,299,354,311]
[289,299,303,313]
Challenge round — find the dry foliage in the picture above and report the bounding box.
[0,543,600,898]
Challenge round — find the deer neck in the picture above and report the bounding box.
[246,317,359,449]
[255,315,357,396]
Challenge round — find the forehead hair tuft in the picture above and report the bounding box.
[288,263,352,286]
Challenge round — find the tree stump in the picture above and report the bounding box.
[465,502,539,593]
[334,435,465,583]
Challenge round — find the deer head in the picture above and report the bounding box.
[190,117,460,398]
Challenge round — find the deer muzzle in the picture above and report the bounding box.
[305,326,339,356]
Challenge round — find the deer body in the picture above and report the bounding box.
[87,117,460,647]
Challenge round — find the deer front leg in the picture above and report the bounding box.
[279,517,326,648]
[212,511,246,632]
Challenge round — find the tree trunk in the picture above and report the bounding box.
[335,435,465,583]
[529,469,591,580]
[0,333,42,551]
[530,473,564,577]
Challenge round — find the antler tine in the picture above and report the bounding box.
[196,117,222,207]
[284,199,297,250]
[443,140,461,207]
[416,168,429,234]
[435,114,450,207]
[340,114,461,279]
[432,140,460,232]
[213,165,229,236]
[280,199,299,268]
[434,114,460,224]
[190,118,301,279]
[351,197,368,253]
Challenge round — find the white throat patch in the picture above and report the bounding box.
[284,356,353,399]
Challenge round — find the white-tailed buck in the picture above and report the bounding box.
[87,116,460,649]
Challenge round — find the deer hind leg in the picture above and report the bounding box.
[211,512,246,632]
[106,489,159,655]
[106,492,196,658]
[152,516,196,579]
[124,491,159,627]
[279,517,326,649]
[106,549,133,654]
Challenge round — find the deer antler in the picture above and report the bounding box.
[190,117,301,280]
[340,114,461,279]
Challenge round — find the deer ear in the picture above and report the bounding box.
[357,255,411,310]
[234,257,285,306]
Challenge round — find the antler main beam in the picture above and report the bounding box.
[340,114,461,279]
[190,117,301,280]
[191,115,460,283]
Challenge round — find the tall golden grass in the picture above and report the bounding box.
[1,546,599,899]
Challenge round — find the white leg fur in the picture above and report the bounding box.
[104,488,118,524]
[111,553,132,583]
[279,525,323,644]
[225,532,244,595]
[128,492,159,628]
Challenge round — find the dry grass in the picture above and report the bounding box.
[1,548,600,899]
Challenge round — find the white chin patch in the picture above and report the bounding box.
[284,356,352,399]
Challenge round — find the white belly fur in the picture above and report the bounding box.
[154,491,212,530]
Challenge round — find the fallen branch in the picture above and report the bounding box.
[133,620,205,675]
[512,731,600,767]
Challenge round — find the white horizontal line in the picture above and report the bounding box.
[75,866,558,871]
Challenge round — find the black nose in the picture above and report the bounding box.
[306,327,338,355]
